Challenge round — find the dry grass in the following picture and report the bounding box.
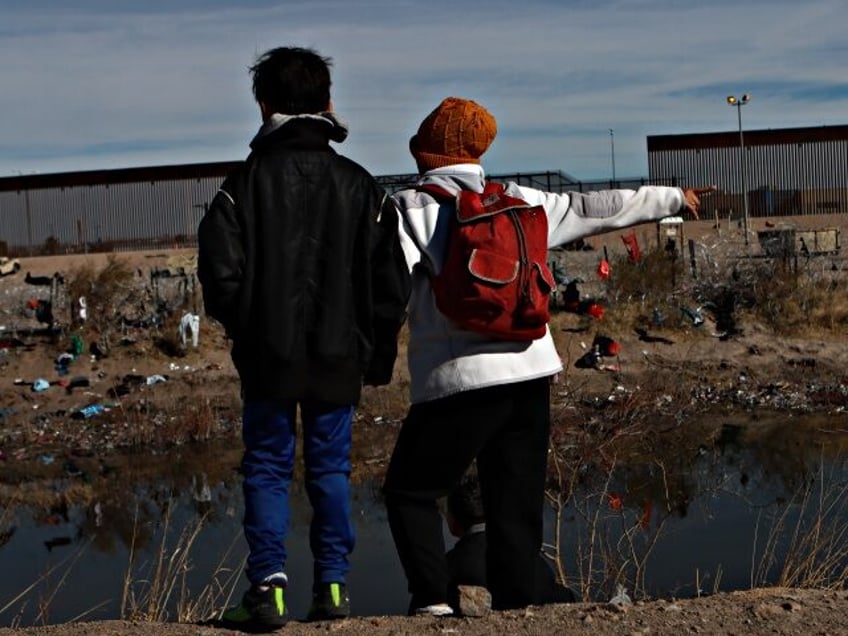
[546,401,683,602]
[121,502,243,623]
[751,459,848,590]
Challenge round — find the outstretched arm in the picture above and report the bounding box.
[514,183,715,248]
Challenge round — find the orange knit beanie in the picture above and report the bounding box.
[409,97,497,173]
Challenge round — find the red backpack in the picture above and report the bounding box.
[418,181,555,341]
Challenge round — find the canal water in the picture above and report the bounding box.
[2,416,847,626]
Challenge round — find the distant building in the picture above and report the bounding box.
[647,125,848,220]
[10,123,845,259]
[0,164,661,256]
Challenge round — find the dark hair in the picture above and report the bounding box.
[447,474,485,531]
[250,46,332,115]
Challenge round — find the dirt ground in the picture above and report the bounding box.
[3,240,848,635]
[1,588,848,635]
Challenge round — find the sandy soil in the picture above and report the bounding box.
[3,243,848,635]
[1,588,848,635]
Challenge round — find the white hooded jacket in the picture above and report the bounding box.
[394,164,686,404]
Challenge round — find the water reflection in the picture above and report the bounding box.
[551,415,848,601]
[1,416,847,626]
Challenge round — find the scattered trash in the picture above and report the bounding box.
[561,280,605,319]
[575,346,601,369]
[70,334,85,357]
[56,352,75,365]
[192,473,212,504]
[72,404,108,419]
[577,337,622,370]
[25,299,53,325]
[0,336,27,349]
[179,312,200,348]
[32,378,50,392]
[55,352,75,376]
[680,305,705,327]
[585,303,605,319]
[39,454,55,465]
[78,296,87,322]
[64,376,91,394]
[145,374,168,385]
[608,584,632,610]
[592,335,621,357]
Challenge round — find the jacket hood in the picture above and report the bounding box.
[250,112,349,148]
[416,164,486,195]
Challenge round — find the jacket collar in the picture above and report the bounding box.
[417,164,486,194]
[250,112,349,150]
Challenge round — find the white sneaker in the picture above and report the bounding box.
[415,603,454,617]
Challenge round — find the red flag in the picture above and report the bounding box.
[621,231,642,263]
[597,245,611,279]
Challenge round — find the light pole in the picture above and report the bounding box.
[726,93,751,245]
[609,128,616,187]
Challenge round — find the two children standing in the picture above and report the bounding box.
[198,45,712,630]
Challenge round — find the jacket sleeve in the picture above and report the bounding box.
[363,194,412,386]
[197,179,244,336]
[514,184,685,248]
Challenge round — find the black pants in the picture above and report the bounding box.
[383,377,551,611]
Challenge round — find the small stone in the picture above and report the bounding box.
[457,585,491,617]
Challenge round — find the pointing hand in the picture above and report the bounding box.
[681,185,717,220]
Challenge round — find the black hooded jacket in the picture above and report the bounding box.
[198,115,410,405]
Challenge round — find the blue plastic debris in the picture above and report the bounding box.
[680,306,705,327]
[73,404,107,419]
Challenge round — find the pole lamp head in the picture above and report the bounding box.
[727,94,752,106]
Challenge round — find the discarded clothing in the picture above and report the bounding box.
[178,312,200,348]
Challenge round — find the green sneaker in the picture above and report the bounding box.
[221,583,288,632]
[307,582,350,621]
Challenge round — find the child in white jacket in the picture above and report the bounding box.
[383,96,712,615]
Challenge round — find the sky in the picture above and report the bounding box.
[2,0,847,181]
